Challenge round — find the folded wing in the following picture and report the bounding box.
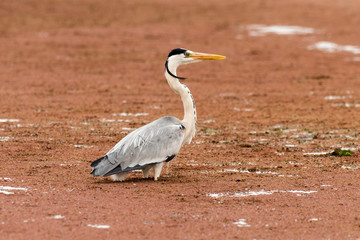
[91,116,185,177]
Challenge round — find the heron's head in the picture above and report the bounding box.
[165,48,226,80]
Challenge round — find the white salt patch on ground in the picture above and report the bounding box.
[0,177,12,181]
[226,162,244,166]
[207,190,276,198]
[73,144,93,148]
[286,190,317,196]
[343,135,356,140]
[331,103,360,108]
[100,118,122,122]
[341,147,359,151]
[255,171,279,175]
[59,161,81,167]
[0,119,20,123]
[207,189,317,198]
[271,124,284,129]
[0,137,11,142]
[23,218,35,223]
[0,186,27,191]
[308,218,319,222]
[186,163,209,166]
[0,190,14,195]
[234,107,254,112]
[121,127,133,131]
[341,165,359,170]
[207,193,226,198]
[288,161,303,166]
[87,224,110,229]
[247,25,314,36]
[16,123,34,127]
[282,129,298,133]
[48,215,65,219]
[303,152,329,156]
[233,190,276,197]
[100,119,116,122]
[220,169,279,175]
[0,186,28,195]
[203,119,216,123]
[324,96,349,100]
[100,119,132,123]
[308,41,360,54]
[221,169,239,173]
[233,219,250,227]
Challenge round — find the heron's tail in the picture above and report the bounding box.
[90,156,105,176]
[91,157,104,167]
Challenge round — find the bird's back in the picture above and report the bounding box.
[91,116,185,177]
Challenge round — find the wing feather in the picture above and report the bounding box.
[91,116,185,176]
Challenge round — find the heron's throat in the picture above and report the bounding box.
[165,61,186,80]
[165,65,197,144]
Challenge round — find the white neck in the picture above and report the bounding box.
[165,61,197,145]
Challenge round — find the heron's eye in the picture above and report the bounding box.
[184,52,190,57]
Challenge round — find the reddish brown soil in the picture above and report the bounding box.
[1,0,360,239]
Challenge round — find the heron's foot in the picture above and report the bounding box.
[142,165,152,179]
[153,162,164,181]
[110,172,128,182]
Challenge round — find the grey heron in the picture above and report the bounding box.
[91,48,226,181]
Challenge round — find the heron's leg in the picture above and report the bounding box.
[153,162,164,181]
[110,172,128,182]
[142,165,152,178]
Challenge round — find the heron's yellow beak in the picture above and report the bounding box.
[189,52,226,60]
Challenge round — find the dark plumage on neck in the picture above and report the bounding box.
[165,60,186,80]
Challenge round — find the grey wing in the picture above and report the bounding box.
[91,116,185,177]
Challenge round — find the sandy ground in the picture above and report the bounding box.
[1,0,360,239]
